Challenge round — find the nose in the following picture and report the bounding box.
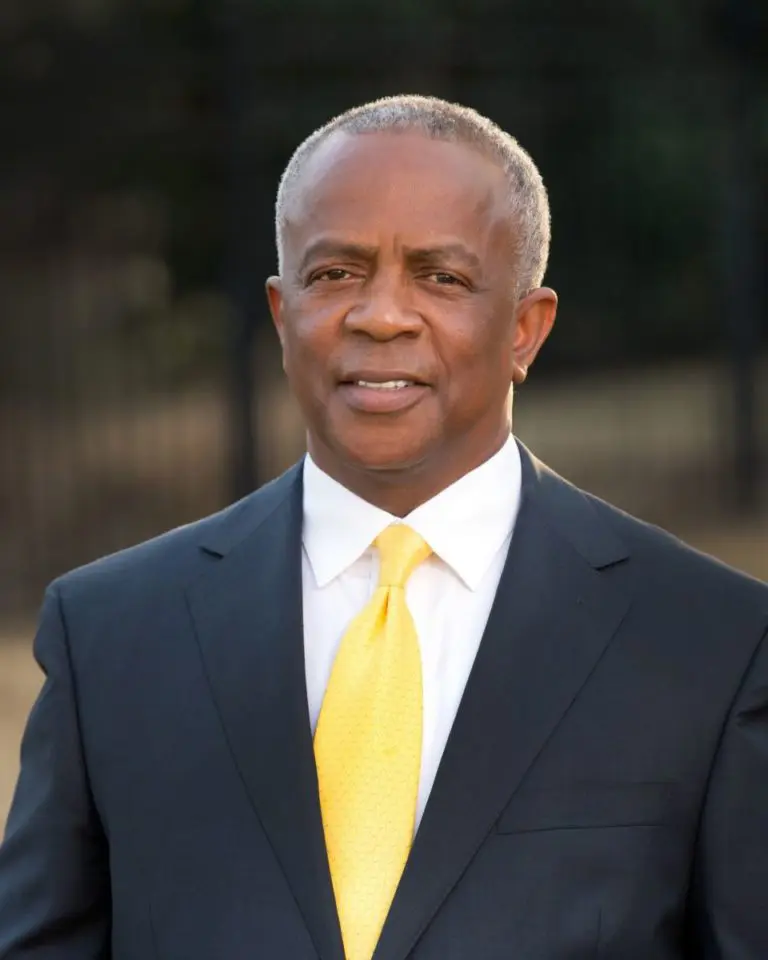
[343,277,423,341]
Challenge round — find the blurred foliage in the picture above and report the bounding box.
[1,0,766,616]
[0,0,766,395]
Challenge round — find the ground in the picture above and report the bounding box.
[0,636,44,828]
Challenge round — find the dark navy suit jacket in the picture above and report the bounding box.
[1,443,767,959]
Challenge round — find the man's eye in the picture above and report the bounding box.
[428,272,464,286]
[311,268,352,282]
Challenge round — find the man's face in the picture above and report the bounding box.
[267,131,554,487]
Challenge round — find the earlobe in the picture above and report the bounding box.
[512,361,529,385]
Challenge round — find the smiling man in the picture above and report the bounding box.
[1,95,767,960]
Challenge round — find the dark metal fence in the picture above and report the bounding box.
[1,1,766,619]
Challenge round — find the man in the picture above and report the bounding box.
[0,95,767,959]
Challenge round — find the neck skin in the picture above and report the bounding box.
[306,418,512,518]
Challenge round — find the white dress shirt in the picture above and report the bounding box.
[301,434,522,829]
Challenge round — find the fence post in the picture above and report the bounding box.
[219,1,259,502]
[717,0,764,511]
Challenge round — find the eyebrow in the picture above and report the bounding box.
[403,243,482,271]
[297,239,378,274]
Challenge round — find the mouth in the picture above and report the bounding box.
[337,377,430,414]
[350,379,418,391]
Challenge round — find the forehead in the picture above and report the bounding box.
[283,131,510,256]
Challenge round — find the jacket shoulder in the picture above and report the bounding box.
[52,463,302,603]
[585,489,768,610]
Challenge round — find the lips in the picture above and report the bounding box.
[337,378,430,414]
[339,370,428,387]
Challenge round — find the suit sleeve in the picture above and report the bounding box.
[690,622,768,957]
[0,584,110,958]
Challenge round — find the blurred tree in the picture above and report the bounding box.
[0,0,765,384]
[1,0,766,615]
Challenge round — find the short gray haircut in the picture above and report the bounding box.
[274,94,551,297]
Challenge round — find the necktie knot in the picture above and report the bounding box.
[375,524,432,589]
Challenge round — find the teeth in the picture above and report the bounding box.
[355,380,413,390]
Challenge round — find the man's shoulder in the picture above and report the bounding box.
[578,483,768,609]
[528,447,766,606]
[52,463,302,604]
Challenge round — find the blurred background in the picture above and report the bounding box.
[1,0,766,823]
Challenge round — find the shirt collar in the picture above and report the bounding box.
[302,434,522,591]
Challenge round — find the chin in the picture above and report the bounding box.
[334,428,433,475]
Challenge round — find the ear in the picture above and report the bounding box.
[265,276,286,349]
[511,287,557,384]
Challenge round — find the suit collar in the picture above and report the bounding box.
[517,439,629,570]
[195,439,629,573]
[197,462,303,559]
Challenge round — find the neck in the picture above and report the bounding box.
[309,430,512,517]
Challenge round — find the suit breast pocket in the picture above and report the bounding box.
[495,781,677,835]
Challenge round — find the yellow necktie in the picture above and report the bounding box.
[314,524,432,960]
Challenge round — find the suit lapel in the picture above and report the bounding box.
[374,443,634,960]
[185,466,344,960]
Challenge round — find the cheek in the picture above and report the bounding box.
[281,310,331,367]
[279,314,340,408]
[444,317,516,389]
[291,284,350,332]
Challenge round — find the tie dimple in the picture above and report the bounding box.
[375,524,432,589]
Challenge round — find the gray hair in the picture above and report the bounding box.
[274,94,551,298]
